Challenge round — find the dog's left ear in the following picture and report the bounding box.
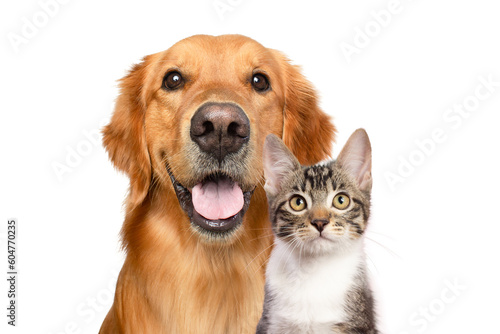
[102,56,154,209]
[271,50,336,165]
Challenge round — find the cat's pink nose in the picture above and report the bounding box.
[311,219,329,233]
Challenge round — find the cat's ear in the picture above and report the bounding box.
[263,134,301,196]
[337,129,372,191]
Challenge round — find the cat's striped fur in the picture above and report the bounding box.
[257,129,377,334]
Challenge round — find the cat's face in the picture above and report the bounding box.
[263,129,372,256]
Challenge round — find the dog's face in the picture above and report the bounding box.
[146,35,286,237]
[103,35,335,242]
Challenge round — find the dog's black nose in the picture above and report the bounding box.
[190,103,250,162]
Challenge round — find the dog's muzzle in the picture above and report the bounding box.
[168,102,254,237]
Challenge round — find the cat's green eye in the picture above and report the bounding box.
[289,195,307,211]
[333,193,350,210]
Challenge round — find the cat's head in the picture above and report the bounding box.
[263,129,372,255]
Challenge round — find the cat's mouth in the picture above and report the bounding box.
[168,169,254,236]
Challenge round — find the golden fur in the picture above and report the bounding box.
[100,34,336,333]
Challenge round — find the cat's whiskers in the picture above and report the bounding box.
[250,231,299,277]
[331,225,345,236]
[247,233,274,243]
[364,235,401,260]
[245,242,275,275]
[282,236,303,272]
[365,253,379,275]
[276,235,298,273]
[251,251,274,278]
[366,229,395,240]
[297,237,306,268]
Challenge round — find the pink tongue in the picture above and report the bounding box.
[192,179,244,220]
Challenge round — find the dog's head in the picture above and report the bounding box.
[103,34,335,242]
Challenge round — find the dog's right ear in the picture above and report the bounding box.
[102,56,154,209]
[270,50,337,166]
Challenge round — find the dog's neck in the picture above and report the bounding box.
[113,184,274,332]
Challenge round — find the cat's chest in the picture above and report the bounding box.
[266,242,362,325]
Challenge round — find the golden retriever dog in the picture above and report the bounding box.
[100,34,335,333]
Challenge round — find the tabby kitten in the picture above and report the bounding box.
[257,129,377,334]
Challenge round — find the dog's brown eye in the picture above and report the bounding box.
[252,73,270,92]
[163,71,184,90]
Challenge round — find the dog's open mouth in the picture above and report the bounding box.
[168,170,253,234]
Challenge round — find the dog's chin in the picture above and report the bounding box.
[167,169,254,241]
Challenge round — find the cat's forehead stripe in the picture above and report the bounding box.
[303,166,336,190]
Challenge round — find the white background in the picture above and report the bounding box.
[1,0,499,333]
